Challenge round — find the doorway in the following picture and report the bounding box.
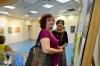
[36,25,41,38]
[28,25,32,40]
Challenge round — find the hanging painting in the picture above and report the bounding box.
[70,26,76,33]
[0,26,4,34]
[14,27,20,33]
[8,27,12,34]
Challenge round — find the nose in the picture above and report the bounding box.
[51,20,54,22]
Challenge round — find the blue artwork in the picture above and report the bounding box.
[70,26,76,33]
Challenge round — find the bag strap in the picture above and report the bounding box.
[35,34,40,46]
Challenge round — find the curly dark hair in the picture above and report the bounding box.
[56,19,65,25]
[0,35,5,44]
[39,13,54,29]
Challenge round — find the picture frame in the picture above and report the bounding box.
[14,27,20,33]
[70,26,76,33]
[0,26,4,34]
[8,27,12,34]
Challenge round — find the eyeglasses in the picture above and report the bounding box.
[46,19,54,22]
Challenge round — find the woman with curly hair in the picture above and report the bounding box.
[38,13,65,66]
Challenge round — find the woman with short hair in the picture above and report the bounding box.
[0,35,13,62]
[52,19,68,66]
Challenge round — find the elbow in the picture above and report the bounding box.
[42,48,51,54]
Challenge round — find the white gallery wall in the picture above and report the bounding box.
[0,15,32,44]
[28,20,39,40]
[29,15,79,44]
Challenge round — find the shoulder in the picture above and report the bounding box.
[39,29,49,35]
[63,31,68,35]
[39,29,50,39]
[0,44,5,46]
[5,45,9,48]
[64,31,67,33]
[40,29,48,33]
[0,44,5,48]
[52,30,57,33]
[4,45,12,51]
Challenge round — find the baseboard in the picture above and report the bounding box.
[28,39,36,40]
[6,40,29,45]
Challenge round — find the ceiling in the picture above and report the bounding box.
[0,0,81,20]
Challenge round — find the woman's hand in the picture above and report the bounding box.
[59,49,65,55]
[58,46,65,55]
[58,46,63,49]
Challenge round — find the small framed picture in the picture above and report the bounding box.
[8,27,12,34]
[0,26,4,34]
[14,27,20,33]
[70,26,76,33]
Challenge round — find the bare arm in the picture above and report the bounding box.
[59,43,67,49]
[4,45,13,52]
[40,38,64,54]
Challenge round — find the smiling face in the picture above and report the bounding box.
[56,21,63,29]
[46,17,55,29]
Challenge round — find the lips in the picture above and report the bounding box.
[50,23,54,25]
[58,26,62,27]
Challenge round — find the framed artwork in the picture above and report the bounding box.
[70,26,76,33]
[14,27,20,33]
[8,27,12,34]
[0,26,4,34]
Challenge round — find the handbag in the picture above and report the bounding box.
[25,33,51,66]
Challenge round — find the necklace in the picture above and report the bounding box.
[56,29,64,42]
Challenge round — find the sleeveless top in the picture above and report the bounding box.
[0,44,5,61]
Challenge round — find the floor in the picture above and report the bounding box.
[8,40,73,66]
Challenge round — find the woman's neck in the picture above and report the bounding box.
[57,28,63,32]
[46,27,52,32]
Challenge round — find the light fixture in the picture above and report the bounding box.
[56,0,70,3]
[60,10,67,13]
[4,6,15,9]
[70,14,72,15]
[0,11,8,14]
[75,0,80,3]
[43,4,54,8]
[79,7,81,11]
[25,15,28,17]
[57,15,65,20]
[30,11,38,14]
